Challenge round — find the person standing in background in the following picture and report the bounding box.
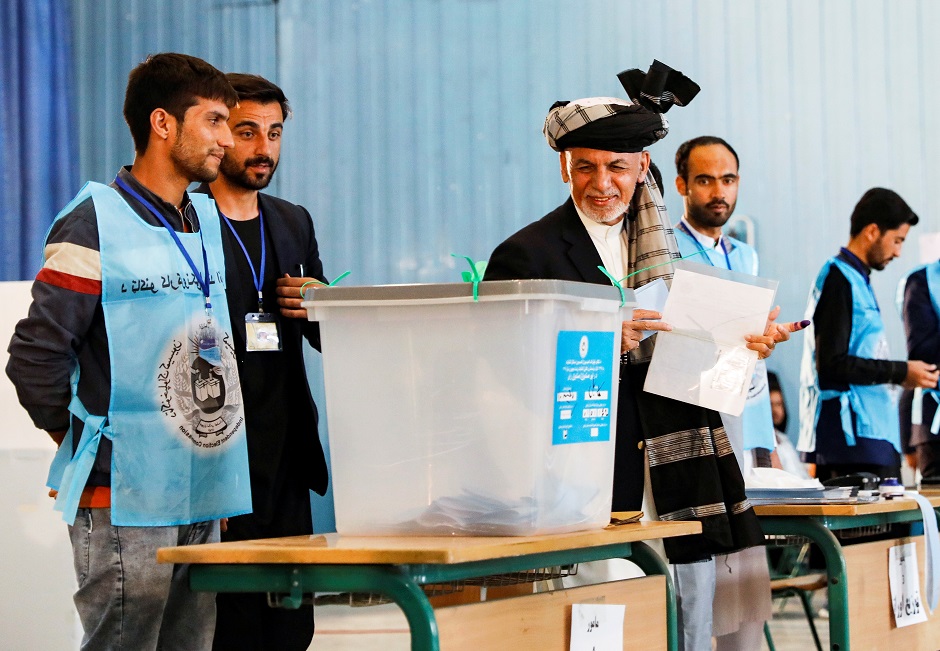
[900,258,940,480]
[799,188,938,482]
[198,73,330,651]
[672,135,774,650]
[673,136,777,471]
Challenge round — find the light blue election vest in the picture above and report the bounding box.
[898,261,940,434]
[674,222,775,451]
[798,257,900,453]
[46,182,251,526]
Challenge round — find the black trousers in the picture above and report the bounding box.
[915,440,940,480]
[212,484,315,651]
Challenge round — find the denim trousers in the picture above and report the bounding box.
[68,508,219,651]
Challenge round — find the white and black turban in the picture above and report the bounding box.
[543,60,700,153]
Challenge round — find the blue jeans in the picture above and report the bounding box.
[68,508,219,651]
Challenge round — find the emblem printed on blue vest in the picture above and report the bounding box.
[158,320,243,449]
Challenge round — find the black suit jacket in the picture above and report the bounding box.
[484,198,613,286]
[196,186,330,505]
[484,198,645,510]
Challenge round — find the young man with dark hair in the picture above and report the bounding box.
[123,51,239,156]
[674,135,739,185]
[198,72,329,651]
[6,52,250,651]
[799,188,938,480]
[223,71,292,122]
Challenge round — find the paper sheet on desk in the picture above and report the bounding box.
[643,262,777,416]
[570,603,625,650]
[903,491,940,611]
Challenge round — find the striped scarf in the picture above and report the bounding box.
[624,172,681,364]
[621,170,765,564]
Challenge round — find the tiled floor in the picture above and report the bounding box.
[306,589,828,650]
[764,592,829,651]
[310,602,409,650]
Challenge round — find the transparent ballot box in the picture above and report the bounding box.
[303,280,635,536]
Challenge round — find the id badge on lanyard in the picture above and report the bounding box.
[245,312,281,351]
[221,207,282,352]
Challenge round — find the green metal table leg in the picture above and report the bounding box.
[760,518,849,651]
[362,567,440,651]
[629,541,677,651]
[189,538,682,651]
[764,621,776,651]
[190,564,440,651]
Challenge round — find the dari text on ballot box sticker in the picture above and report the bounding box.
[553,331,614,445]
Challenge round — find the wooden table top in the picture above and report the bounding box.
[753,494,940,517]
[157,516,700,566]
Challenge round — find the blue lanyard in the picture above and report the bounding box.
[220,206,266,312]
[679,221,732,271]
[113,176,213,313]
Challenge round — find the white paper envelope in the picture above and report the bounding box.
[643,262,777,416]
[633,278,668,341]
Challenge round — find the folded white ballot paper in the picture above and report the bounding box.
[643,261,777,415]
[633,278,669,341]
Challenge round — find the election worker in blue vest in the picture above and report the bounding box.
[672,135,773,651]
[6,53,252,651]
[798,188,938,482]
[900,257,940,479]
[197,73,330,651]
[673,136,777,470]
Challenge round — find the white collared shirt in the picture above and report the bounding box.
[680,214,724,249]
[679,215,733,270]
[575,203,629,281]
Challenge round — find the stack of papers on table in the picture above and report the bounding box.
[745,467,857,505]
[745,486,857,505]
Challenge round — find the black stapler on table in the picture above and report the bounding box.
[821,471,881,496]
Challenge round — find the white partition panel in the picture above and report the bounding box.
[0,281,80,649]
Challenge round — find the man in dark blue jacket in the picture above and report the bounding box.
[901,258,940,479]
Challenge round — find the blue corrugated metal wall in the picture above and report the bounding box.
[70,0,940,525]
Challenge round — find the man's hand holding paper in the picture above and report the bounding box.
[621,309,672,352]
[621,277,672,353]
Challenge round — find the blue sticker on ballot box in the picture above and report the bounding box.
[553,330,614,445]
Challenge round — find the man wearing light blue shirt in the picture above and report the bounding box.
[673,135,772,651]
[673,137,774,459]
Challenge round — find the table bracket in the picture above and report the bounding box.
[267,567,305,609]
